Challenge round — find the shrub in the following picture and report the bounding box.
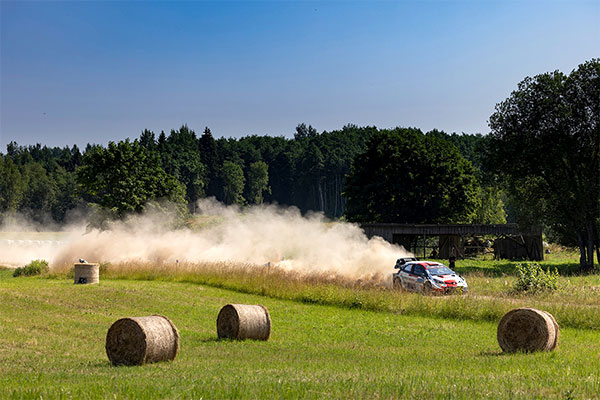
[13,260,49,277]
[512,263,559,294]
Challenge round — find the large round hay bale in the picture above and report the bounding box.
[74,263,99,284]
[497,308,558,353]
[217,304,271,341]
[105,315,179,366]
[541,310,560,350]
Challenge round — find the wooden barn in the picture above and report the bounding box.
[359,223,543,261]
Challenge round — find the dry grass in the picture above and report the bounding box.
[51,260,386,289]
[47,259,600,331]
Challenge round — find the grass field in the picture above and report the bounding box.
[42,254,600,330]
[2,263,600,399]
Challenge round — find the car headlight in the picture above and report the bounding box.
[434,280,445,287]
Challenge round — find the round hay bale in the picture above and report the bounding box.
[541,310,560,350]
[105,315,179,366]
[74,263,99,284]
[217,304,271,341]
[497,308,557,353]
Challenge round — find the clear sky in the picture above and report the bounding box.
[1,0,598,149]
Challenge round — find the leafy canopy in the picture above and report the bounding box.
[221,160,245,206]
[487,59,599,268]
[76,139,186,216]
[344,128,478,223]
[246,161,270,205]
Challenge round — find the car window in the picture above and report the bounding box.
[413,265,425,276]
[402,265,412,273]
[428,266,454,276]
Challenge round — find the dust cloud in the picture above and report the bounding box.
[1,199,411,283]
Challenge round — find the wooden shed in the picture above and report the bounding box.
[360,223,543,261]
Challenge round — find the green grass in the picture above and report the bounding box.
[56,257,600,331]
[2,269,600,399]
[447,251,582,276]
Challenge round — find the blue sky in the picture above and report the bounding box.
[1,0,598,149]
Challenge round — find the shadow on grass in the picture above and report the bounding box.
[87,360,113,368]
[199,337,221,343]
[478,350,506,357]
[199,337,267,343]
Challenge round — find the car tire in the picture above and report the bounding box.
[393,277,402,290]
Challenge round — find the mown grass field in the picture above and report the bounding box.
[45,251,599,330]
[2,260,600,400]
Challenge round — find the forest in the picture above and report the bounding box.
[0,59,598,269]
[0,124,498,221]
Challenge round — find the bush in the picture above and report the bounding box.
[512,263,559,294]
[13,260,49,277]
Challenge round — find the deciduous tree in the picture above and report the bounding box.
[344,128,479,223]
[221,160,245,206]
[487,59,599,270]
[246,161,270,204]
[77,139,186,217]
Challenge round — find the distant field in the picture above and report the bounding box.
[2,269,600,399]
[0,231,70,269]
[0,231,69,241]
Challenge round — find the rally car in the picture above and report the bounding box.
[392,258,468,294]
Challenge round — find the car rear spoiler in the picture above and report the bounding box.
[394,257,419,269]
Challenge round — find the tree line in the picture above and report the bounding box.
[0,124,499,223]
[0,59,597,268]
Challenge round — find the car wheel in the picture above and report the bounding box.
[393,277,402,290]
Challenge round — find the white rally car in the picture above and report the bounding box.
[392,258,468,294]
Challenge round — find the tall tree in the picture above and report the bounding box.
[0,155,24,215]
[139,129,157,152]
[19,162,58,222]
[199,127,220,198]
[294,123,318,140]
[296,142,325,211]
[221,160,245,205]
[77,139,186,217]
[50,166,80,222]
[246,161,270,204]
[471,185,507,224]
[158,125,206,210]
[487,59,600,270]
[344,128,479,223]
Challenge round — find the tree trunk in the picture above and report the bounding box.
[578,231,588,271]
[317,177,324,211]
[587,220,597,269]
[333,174,338,217]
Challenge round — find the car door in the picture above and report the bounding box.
[399,264,415,291]
[412,264,426,291]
